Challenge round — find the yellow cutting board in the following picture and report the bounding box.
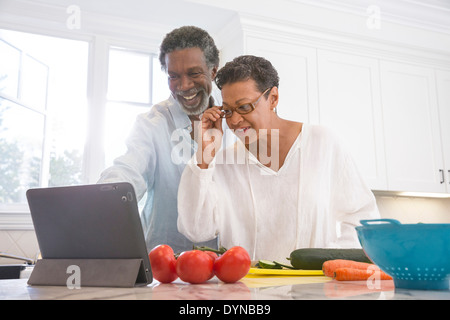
[243,268,329,288]
[246,268,324,276]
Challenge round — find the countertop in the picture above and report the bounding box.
[1,274,450,300]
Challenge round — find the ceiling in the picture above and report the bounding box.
[5,0,450,35]
[28,0,237,34]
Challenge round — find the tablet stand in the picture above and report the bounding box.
[27,258,149,288]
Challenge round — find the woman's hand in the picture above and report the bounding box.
[196,106,223,169]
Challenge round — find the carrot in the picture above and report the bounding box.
[333,267,393,281]
[322,259,373,277]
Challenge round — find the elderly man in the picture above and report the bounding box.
[98,26,221,253]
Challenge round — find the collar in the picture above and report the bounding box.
[168,95,191,130]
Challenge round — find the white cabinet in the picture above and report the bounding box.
[238,33,450,194]
[380,61,446,193]
[436,70,450,192]
[245,36,319,124]
[316,50,387,190]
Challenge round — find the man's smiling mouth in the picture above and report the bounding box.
[183,93,198,100]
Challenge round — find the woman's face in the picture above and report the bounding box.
[221,79,278,145]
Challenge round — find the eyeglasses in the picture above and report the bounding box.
[220,87,272,118]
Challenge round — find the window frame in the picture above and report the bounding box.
[0,27,164,230]
[0,37,49,214]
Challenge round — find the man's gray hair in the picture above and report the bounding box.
[159,26,219,71]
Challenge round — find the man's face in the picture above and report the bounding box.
[165,47,217,116]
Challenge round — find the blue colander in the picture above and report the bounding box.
[356,219,450,290]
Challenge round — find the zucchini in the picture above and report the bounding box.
[289,248,372,270]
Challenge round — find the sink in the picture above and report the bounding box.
[0,253,35,279]
[0,264,27,279]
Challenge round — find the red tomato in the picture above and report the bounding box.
[214,246,251,283]
[176,250,214,284]
[204,251,218,260]
[148,244,178,283]
[204,251,218,280]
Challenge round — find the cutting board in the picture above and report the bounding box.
[246,268,324,276]
[243,268,329,288]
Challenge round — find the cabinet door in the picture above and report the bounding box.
[436,70,450,192]
[380,61,445,193]
[317,50,387,190]
[245,36,319,123]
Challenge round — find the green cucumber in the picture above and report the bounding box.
[289,248,372,270]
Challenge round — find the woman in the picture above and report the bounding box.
[177,55,379,262]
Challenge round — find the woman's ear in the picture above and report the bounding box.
[269,86,279,111]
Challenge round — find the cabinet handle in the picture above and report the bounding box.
[439,169,445,184]
[448,170,450,184]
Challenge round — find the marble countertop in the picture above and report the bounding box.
[2,275,450,300]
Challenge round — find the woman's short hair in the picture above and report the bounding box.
[159,26,219,71]
[215,55,279,95]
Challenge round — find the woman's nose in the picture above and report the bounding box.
[228,111,243,126]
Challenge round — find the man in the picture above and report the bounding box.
[98,26,220,253]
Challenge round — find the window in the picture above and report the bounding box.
[0,29,88,209]
[105,47,169,167]
[0,29,170,213]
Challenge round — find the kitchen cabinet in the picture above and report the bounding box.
[379,61,445,193]
[245,36,319,124]
[436,70,450,192]
[317,50,387,190]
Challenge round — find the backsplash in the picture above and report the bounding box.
[1,196,450,264]
[376,196,450,224]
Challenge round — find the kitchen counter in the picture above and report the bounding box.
[1,274,449,300]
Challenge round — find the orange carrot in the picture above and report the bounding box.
[333,267,393,281]
[322,259,373,277]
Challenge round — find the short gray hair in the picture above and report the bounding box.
[215,55,279,94]
[159,26,219,71]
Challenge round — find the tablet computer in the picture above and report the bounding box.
[26,182,152,286]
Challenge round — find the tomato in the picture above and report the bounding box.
[204,251,218,260]
[214,246,251,283]
[204,251,218,280]
[176,250,214,284]
[148,244,178,283]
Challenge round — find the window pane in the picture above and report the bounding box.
[104,102,149,167]
[0,99,44,204]
[0,29,88,205]
[107,48,150,103]
[21,54,49,111]
[0,39,21,98]
[152,56,170,104]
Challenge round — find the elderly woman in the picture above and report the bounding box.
[177,55,379,262]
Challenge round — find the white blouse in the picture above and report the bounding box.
[177,124,380,262]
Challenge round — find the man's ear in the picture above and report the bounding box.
[211,66,218,79]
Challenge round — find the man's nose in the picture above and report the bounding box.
[178,75,194,91]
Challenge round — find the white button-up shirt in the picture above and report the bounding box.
[177,124,380,262]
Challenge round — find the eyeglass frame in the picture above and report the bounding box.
[219,87,272,118]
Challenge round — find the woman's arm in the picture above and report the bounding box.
[177,157,220,243]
